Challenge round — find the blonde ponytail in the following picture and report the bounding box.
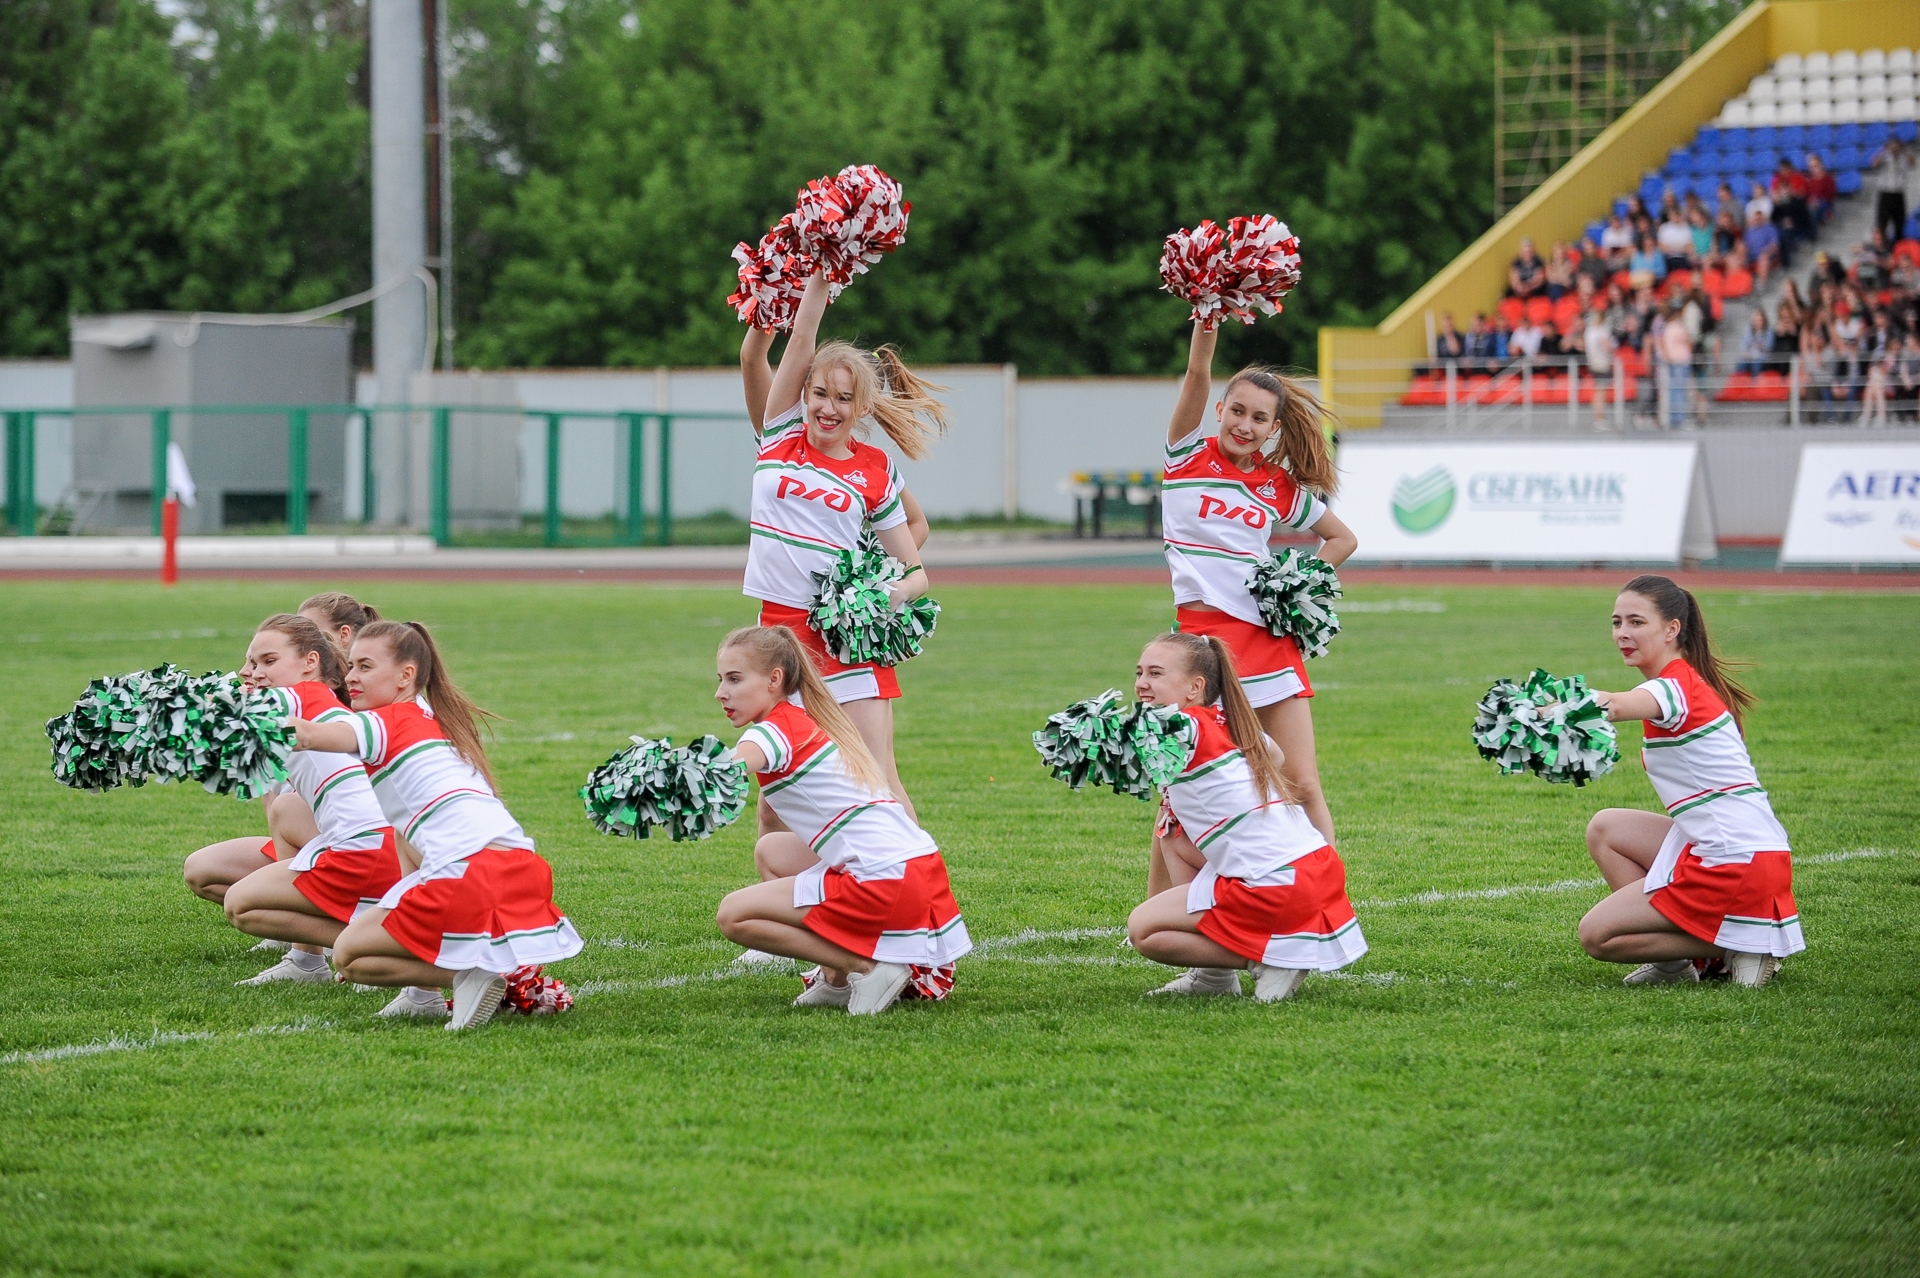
[809,340,949,460]
[1225,365,1340,496]
[720,626,889,793]
[1150,631,1289,803]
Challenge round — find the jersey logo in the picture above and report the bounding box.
[1197,494,1268,529]
[846,470,867,486]
[1209,460,1223,474]
[774,475,855,512]
[1257,483,1277,499]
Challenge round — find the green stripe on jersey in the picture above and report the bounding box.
[762,743,838,795]
[1179,750,1243,782]
[1644,713,1734,748]
[749,526,841,554]
[371,737,454,784]
[811,801,885,851]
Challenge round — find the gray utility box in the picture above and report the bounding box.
[69,314,353,533]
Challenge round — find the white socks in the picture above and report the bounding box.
[286,948,329,973]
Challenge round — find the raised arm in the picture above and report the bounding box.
[289,718,358,755]
[900,489,930,550]
[740,327,776,434]
[1309,508,1358,568]
[1167,321,1220,446]
[874,522,930,605]
[764,273,831,420]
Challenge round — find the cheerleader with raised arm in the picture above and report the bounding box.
[1579,576,1803,988]
[1126,632,1366,1001]
[288,621,582,1030]
[713,625,971,1015]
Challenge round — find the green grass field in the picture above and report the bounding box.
[1,579,1916,1277]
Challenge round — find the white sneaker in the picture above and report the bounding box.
[248,937,290,952]
[376,986,450,1019]
[1250,963,1308,1003]
[846,962,912,1015]
[1147,968,1243,996]
[1727,952,1781,988]
[1624,960,1701,986]
[446,969,507,1031]
[792,972,853,1007]
[732,948,793,968]
[236,954,333,986]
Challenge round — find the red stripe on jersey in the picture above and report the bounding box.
[756,433,899,516]
[754,701,832,785]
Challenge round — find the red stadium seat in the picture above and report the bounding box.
[1399,374,1448,407]
[1701,267,1725,298]
[1524,296,1553,326]
[1611,270,1632,291]
[1498,297,1524,327]
[1721,267,1753,299]
[1552,295,1581,332]
[1667,269,1692,293]
[1895,240,1920,267]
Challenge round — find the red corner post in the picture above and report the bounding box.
[161,495,179,586]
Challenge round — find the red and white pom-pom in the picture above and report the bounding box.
[791,164,911,287]
[900,963,956,1001]
[1158,220,1230,329]
[1215,215,1303,326]
[498,964,573,1016]
[727,213,815,332]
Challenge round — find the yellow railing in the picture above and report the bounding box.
[1319,0,1920,428]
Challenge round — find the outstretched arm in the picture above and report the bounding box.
[741,328,776,434]
[1593,688,1663,722]
[289,718,358,755]
[765,273,831,421]
[1167,321,1219,446]
[731,738,769,773]
[875,522,930,604]
[1309,508,1358,567]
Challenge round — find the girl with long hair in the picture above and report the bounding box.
[1160,320,1358,844]
[1578,576,1802,988]
[1126,632,1367,1002]
[287,621,582,1030]
[713,625,972,1016]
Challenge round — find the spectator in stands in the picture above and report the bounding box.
[1427,311,1466,372]
[1745,182,1774,233]
[1735,309,1772,377]
[1712,209,1742,258]
[1801,323,1837,422]
[1861,351,1894,426]
[1715,182,1742,228]
[1868,137,1914,250]
[1577,236,1612,292]
[1510,313,1547,363]
[1852,229,1893,293]
[1658,299,1697,426]
[1770,158,1811,259]
[1769,300,1801,375]
[1629,234,1666,291]
[1601,212,1634,255]
[1804,154,1837,226]
[1722,241,1756,298]
[1582,303,1617,425]
[1808,252,1845,293]
[1508,238,1547,300]
[1544,243,1575,301]
[1465,313,1503,376]
[1617,308,1646,356]
[1743,208,1782,288]
[1656,208,1694,274]
[1687,206,1714,261]
[1865,307,1894,362]
[1896,335,1920,420]
[1603,281,1633,333]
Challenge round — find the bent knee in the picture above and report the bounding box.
[1576,913,1614,959]
[715,893,750,938]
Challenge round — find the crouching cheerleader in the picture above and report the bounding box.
[714,625,971,1015]
[1126,632,1367,1002]
[1579,576,1803,988]
[288,621,582,1030]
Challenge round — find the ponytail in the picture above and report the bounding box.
[1149,631,1289,803]
[719,625,889,793]
[1621,574,1756,729]
[808,340,949,460]
[1224,365,1340,496]
[299,591,380,636]
[355,620,501,791]
[254,613,348,701]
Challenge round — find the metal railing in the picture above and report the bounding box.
[1,403,746,545]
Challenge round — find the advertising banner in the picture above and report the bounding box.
[1779,444,1920,564]
[1338,441,1713,563]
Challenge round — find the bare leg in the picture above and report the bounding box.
[332,909,456,989]
[1585,808,1674,890]
[1127,887,1247,969]
[267,796,329,955]
[1147,838,1174,898]
[183,838,276,905]
[843,697,915,823]
[224,863,344,948]
[1258,696,1333,843]
[716,878,874,983]
[754,832,817,882]
[756,794,793,839]
[1578,884,1715,963]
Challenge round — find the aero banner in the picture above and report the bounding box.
[1780,444,1920,564]
[1338,441,1713,563]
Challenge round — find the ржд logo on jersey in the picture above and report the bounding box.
[775,476,854,511]
[1196,494,1268,528]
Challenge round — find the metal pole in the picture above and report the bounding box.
[287,407,309,534]
[657,415,673,546]
[372,0,427,523]
[1445,363,1457,432]
[1568,357,1579,430]
[19,412,34,535]
[544,413,562,546]
[1614,357,1625,430]
[622,413,644,546]
[150,409,171,536]
[430,406,450,546]
[1523,361,1534,430]
[1789,356,1800,427]
[361,410,377,523]
[4,412,18,533]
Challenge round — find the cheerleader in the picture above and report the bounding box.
[1579,576,1803,988]
[713,625,972,1015]
[1160,320,1356,844]
[1126,632,1367,1001]
[298,590,381,650]
[287,621,582,1030]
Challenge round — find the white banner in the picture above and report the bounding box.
[1338,441,1714,563]
[1779,444,1920,564]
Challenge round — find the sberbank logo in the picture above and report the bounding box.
[1392,466,1455,533]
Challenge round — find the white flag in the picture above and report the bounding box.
[165,441,196,508]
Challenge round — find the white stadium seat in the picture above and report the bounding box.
[1720,99,1753,126]
[1807,98,1834,123]
[1751,100,1780,123]
[1861,49,1886,73]
[1891,72,1915,97]
[1863,98,1890,121]
[1862,73,1888,97]
[1894,96,1918,121]
[1806,75,1832,100]
[1748,75,1777,100]
[1805,52,1832,74]
[1777,100,1807,123]
[1890,49,1915,73]
[1834,74,1860,98]
[1777,76,1807,102]
[1833,98,1861,122]
[1775,53,1804,75]
[1832,50,1859,74]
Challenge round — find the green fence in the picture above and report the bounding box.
[1,403,744,547]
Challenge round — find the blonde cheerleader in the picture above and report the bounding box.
[1126,632,1367,1002]
[288,621,582,1030]
[713,625,972,1015]
[1159,321,1356,844]
[1580,576,1803,988]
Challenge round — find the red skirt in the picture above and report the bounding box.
[379,848,585,974]
[758,602,902,701]
[1175,607,1312,707]
[1195,847,1366,970]
[291,829,403,924]
[799,853,972,967]
[1649,846,1805,957]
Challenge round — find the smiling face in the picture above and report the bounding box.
[1135,641,1207,710]
[345,634,416,710]
[241,629,319,690]
[1611,591,1682,678]
[1213,378,1282,466]
[715,644,784,727]
[805,365,860,453]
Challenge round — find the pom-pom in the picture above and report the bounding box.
[1247,549,1343,658]
[728,212,815,332]
[45,666,290,798]
[46,665,182,791]
[1158,215,1303,329]
[580,734,749,841]
[498,964,573,1015]
[792,164,911,287]
[1032,692,1196,801]
[1116,702,1199,797]
[806,539,939,667]
[1472,669,1620,787]
[1158,220,1230,329]
[900,963,956,1001]
[189,675,296,799]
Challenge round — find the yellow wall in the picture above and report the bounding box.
[1319,0,1920,428]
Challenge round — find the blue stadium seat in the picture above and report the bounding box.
[1897,121,1918,143]
[1835,170,1863,195]
[1907,213,1920,241]
[1584,220,1606,245]
[1751,126,1779,148]
[1695,126,1723,151]
[1779,125,1807,149]
[1613,197,1631,219]
[1808,124,1835,145]
[1836,122,1864,144]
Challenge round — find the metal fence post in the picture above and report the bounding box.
[1445,364,1457,432]
[1568,357,1579,430]
[657,414,673,546]
[1523,361,1534,430]
[544,413,562,547]
[21,412,34,535]
[1789,356,1800,428]
[431,407,451,547]
[287,407,309,534]
[622,413,644,546]
[150,409,171,535]
[1614,357,1625,430]
[361,410,376,524]
[4,412,19,534]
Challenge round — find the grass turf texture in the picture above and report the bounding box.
[1,580,1915,1277]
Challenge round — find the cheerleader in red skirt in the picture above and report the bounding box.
[714,625,972,1015]
[1126,631,1367,1002]
[1159,320,1356,846]
[1580,576,1803,988]
[288,621,582,1030]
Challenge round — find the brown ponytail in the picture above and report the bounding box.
[808,340,949,460]
[1224,365,1340,496]
[719,625,888,793]
[299,592,381,636]
[1149,631,1289,803]
[355,620,500,791]
[1621,574,1756,729]
[255,613,348,701]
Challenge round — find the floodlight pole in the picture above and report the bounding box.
[371,0,427,525]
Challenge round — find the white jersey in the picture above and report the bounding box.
[743,401,910,609]
[740,701,935,881]
[339,697,532,875]
[1162,424,1327,626]
[1637,659,1790,863]
[1165,704,1329,890]
[256,681,390,852]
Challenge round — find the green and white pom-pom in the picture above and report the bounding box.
[1247,549,1343,658]
[46,666,291,798]
[190,675,296,799]
[46,664,185,791]
[806,536,940,667]
[580,734,749,841]
[1472,668,1620,787]
[1032,691,1197,801]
